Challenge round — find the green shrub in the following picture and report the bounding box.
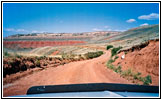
[133,72,141,80]
[115,66,122,73]
[35,56,39,60]
[107,64,115,70]
[111,46,122,57]
[106,45,113,50]
[97,51,104,55]
[114,56,119,60]
[4,51,10,57]
[69,53,76,58]
[35,60,40,67]
[121,70,127,77]
[62,53,76,60]
[15,54,22,58]
[40,56,46,60]
[121,68,133,77]
[106,54,152,85]
[107,59,122,73]
[142,75,152,85]
[133,74,138,79]
[84,51,103,59]
[124,52,127,55]
[62,53,68,59]
[127,69,133,76]
[107,58,114,64]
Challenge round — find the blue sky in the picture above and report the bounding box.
[3,3,159,37]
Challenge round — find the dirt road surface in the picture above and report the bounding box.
[3,51,131,97]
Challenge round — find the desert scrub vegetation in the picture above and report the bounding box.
[3,51,10,57]
[111,46,122,57]
[121,69,152,85]
[106,45,113,50]
[141,75,152,85]
[35,59,41,67]
[84,51,103,59]
[3,53,89,77]
[62,52,77,60]
[106,58,122,73]
[3,51,23,58]
[15,53,22,58]
[106,57,152,85]
[114,56,119,60]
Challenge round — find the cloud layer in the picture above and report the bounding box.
[4,28,15,31]
[4,28,45,33]
[126,19,136,23]
[16,29,25,32]
[138,13,159,20]
[92,28,102,31]
[140,23,149,26]
[5,28,26,32]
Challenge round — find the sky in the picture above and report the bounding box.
[3,3,159,37]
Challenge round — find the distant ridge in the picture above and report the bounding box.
[119,24,159,40]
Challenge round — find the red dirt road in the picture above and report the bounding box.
[3,51,131,97]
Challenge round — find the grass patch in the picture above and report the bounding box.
[107,62,115,70]
[3,51,10,57]
[111,46,122,57]
[139,75,152,85]
[106,58,152,85]
[3,51,23,58]
[15,53,22,58]
[114,56,119,60]
[133,72,141,79]
[106,45,113,50]
[114,66,122,73]
[107,58,115,64]
[62,53,77,60]
[84,51,103,59]
[121,68,133,77]
[40,56,47,60]
[107,60,122,74]
[35,59,40,67]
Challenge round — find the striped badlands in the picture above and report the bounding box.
[3,41,86,48]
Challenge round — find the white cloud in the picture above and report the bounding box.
[16,29,25,32]
[138,13,159,20]
[92,28,102,31]
[126,19,136,23]
[113,29,126,32]
[5,28,27,32]
[104,26,109,28]
[39,31,45,33]
[140,23,149,26]
[31,30,39,33]
[4,28,15,31]
[31,30,45,33]
[107,29,112,31]
[4,28,45,34]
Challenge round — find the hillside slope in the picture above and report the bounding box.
[113,39,159,85]
[103,24,159,51]
[119,24,159,40]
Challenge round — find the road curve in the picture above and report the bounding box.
[3,51,131,97]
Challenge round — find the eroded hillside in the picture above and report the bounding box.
[112,39,159,85]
